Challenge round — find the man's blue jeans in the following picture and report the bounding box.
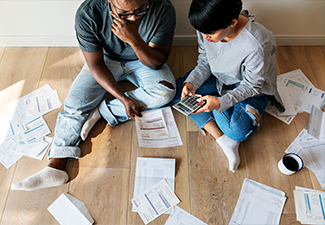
[49,58,176,159]
[172,71,270,142]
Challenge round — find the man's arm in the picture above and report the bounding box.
[82,49,141,119]
[111,12,171,70]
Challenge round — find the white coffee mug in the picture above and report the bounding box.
[278,153,304,175]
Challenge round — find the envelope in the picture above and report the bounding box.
[48,193,94,225]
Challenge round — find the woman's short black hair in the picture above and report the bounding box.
[189,0,242,34]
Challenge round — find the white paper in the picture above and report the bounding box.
[277,69,315,88]
[282,79,325,114]
[308,105,325,142]
[276,86,297,117]
[24,136,52,159]
[22,116,51,143]
[0,139,23,169]
[293,189,325,224]
[48,193,94,225]
[0,115,16,143]
[131,179,180,225]
[164,206,207,225]
[285,129,325,189]
[6,84,62,130]
[136,109,169,139]
[135,107,183,148]
[133,157,175,213]
[229,178,286,225]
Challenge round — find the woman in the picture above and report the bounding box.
[173,0,283,172]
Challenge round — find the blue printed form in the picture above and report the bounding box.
[131,179,180,224]
[294,186,325,224]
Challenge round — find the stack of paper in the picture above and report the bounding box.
[293,186,325,224]
[132,157,176,213]
[132,179,180,224]
[265,69,325,124]
[132,157,207,224]
[135,107,183,148]
[0,84,61,169]
[308,105,325,142]
[229,178,286,225]
[285,129,325,189]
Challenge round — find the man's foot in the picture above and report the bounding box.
[11,166,69,191]
[216,135,240,172]
[80,108,101,141]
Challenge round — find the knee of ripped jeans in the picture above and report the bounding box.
[246,104,261,127]
[158,80,175,90]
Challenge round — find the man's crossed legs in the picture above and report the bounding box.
[12,58,176,191]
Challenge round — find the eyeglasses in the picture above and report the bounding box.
[111,0,149,19]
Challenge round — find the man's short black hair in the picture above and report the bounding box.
[189,0,242,34]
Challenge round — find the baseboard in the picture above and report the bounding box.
[0,34,324,47]
[0,36,79,47]
[274,35,325,46]
[172,34,325,46]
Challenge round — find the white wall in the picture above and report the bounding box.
[0,0,324,46]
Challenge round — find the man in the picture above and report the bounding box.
[12,0,176,191]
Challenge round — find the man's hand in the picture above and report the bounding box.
[193,95,220,114]
[110,12,140,45]
[121,96,144,120]
[181,82,196,99]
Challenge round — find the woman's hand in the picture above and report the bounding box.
[193,95,220,114]
[181,82,196,99]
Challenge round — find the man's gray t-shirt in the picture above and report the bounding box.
[75,0,176,61]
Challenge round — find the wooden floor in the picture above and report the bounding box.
[0,46,324,225]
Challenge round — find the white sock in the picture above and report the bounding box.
[11,166,69,191]
[216,135,240,172]
[80,107,101,141]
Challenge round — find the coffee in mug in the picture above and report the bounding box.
[278,153,303,175]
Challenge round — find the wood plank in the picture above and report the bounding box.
[126,115,190,225]
[166,46,185,79]
[187,131,247,224]
[182,47,201,132]
[0,48,5,62]
[69,168,129,225]
[280,213,301,225]
[39,47,85,132]
[0,47,48,115]
[1,47,84,225]
[0,47,49,223]
[0,47,72,225]
[77,80,135,169]
[1,186,68,225]
[77,120,133,169]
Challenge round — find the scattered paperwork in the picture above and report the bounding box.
[48,193,94,225]
[133,157,175,214]
[285,129,325,189]
[294,186,325,224]
[265,69,325,124]
[308,105,325,142]
[135,107,182,148]
[229,178,286,225]
[164,206,207,225]
[131,179,180,225]
[6,84,61,131]
[0,84,61,169]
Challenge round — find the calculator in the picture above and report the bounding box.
[172,94,206,116]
